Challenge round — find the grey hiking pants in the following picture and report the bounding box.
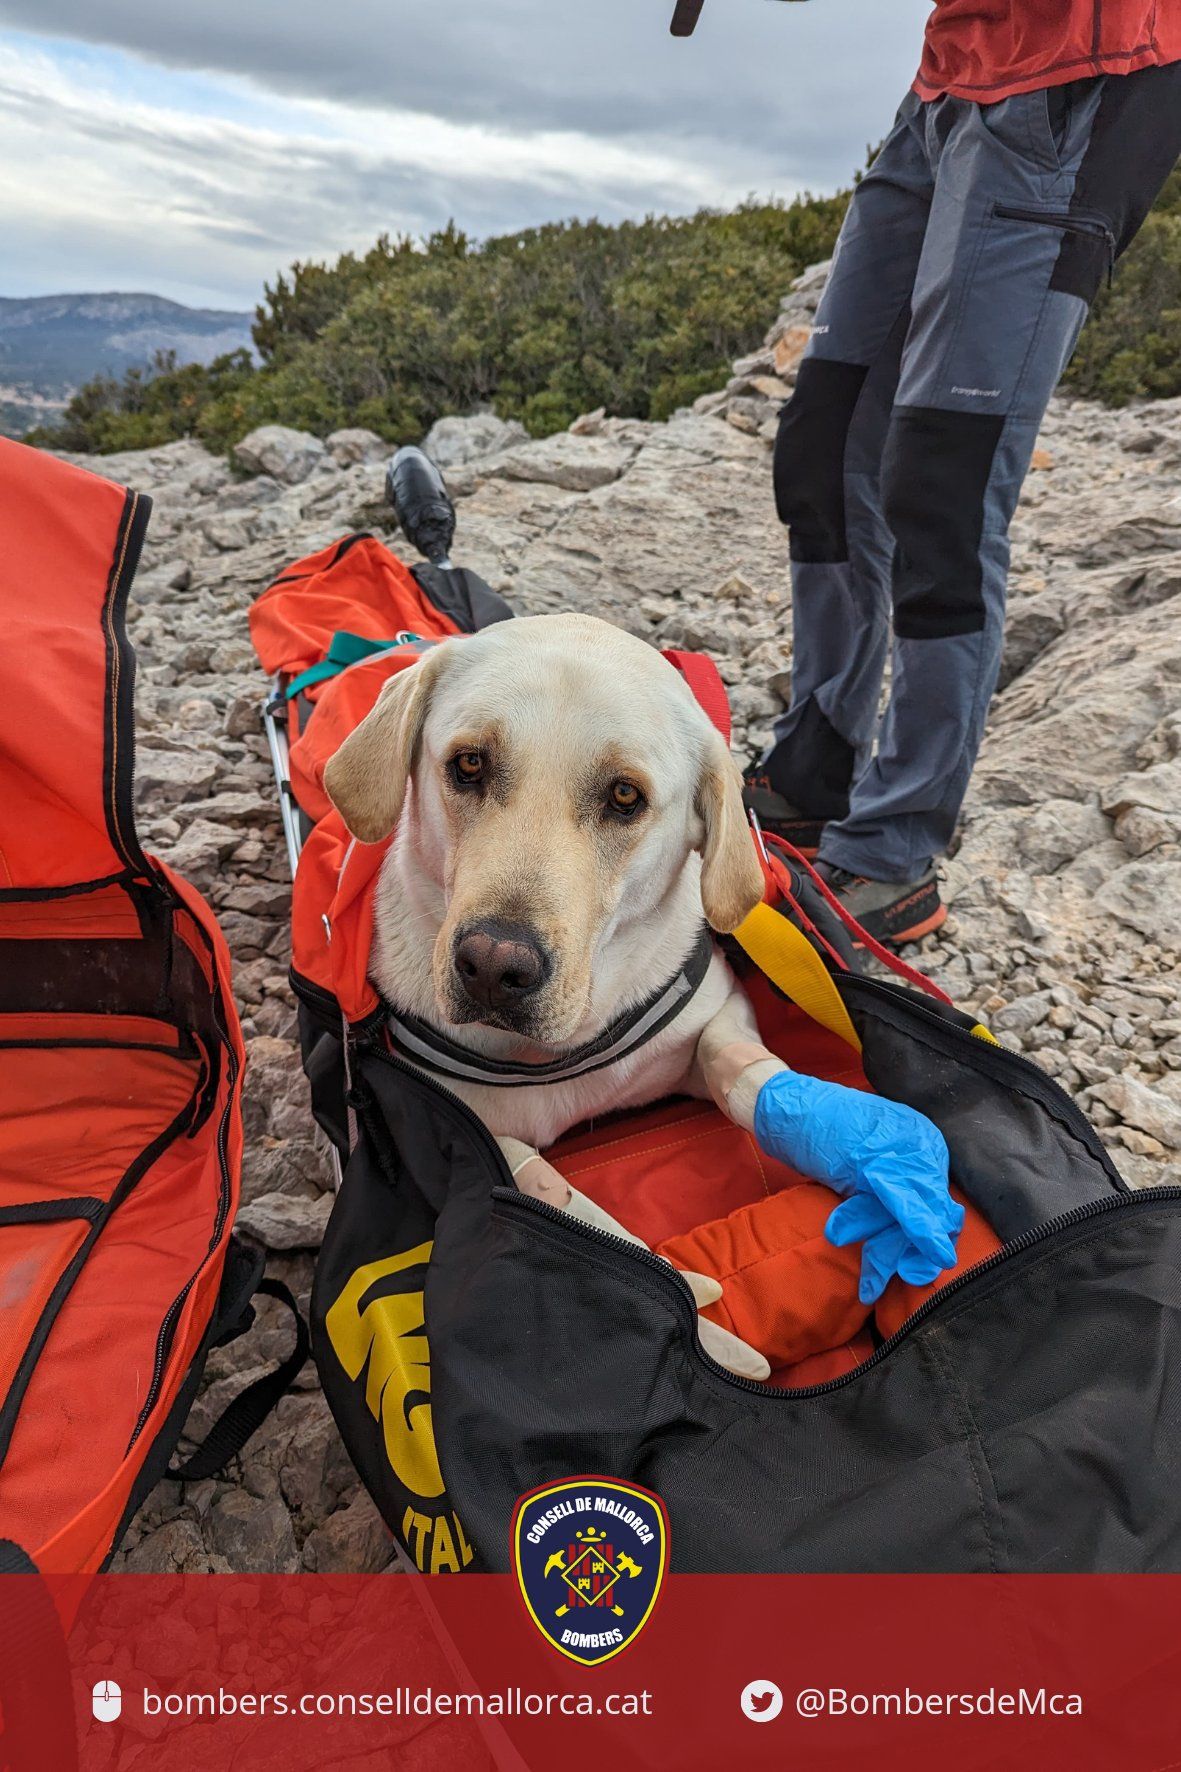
[767,63,1181,882]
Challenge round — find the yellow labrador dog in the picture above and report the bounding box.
[324,613,773,1376]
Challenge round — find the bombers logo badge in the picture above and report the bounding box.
[512,1477,668,1665]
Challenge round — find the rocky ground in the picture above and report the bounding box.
[72,262,1181,1573]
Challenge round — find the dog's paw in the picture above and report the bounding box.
[500,1137,770,1380]
[696,1315,771,1382]
[679,1269,723,1307]
[498,1137,572,1207]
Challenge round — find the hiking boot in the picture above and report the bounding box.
[815,861,947,948]
[742,765,826,858]
[386,446,457,566]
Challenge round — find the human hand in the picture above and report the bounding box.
[750,1071,962,1304]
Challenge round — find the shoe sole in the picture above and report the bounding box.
[887,902,948,945]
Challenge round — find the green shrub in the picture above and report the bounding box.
[39,155,1178,459]
[27,349,256,454]
[34,198,848,456]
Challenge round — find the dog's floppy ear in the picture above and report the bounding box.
[695,731,765,933]
[323,647,447,843]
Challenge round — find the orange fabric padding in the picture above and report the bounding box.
[0,888,145,941]
[548,981,1002,1390]
[0,1046,200,1209]
[293,812,387,1023]
[0,864,245,1575]
[657,1182,1001,1383]
[548,979,868,1250]
[0,431,247,1578]
[0,438,146,893]
[249,534,462,682]
[0,1057,223,1559]
[0,1013,182,1048]
[35,867,245,1577]
[264,538,468,1021]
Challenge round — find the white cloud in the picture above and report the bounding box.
[0,37,786,306]
[0,2,929,306]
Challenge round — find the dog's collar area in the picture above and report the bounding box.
[383,925,715,1088]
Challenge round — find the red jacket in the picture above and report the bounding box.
[915,1,1181,102]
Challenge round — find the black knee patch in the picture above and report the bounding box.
[773,358,868,562]
[881,406,1005,640]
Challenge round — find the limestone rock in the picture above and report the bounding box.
[1093,1077,1181,1153]
[484,432,636,492]
[302,1491,396,1574]
[1096,859,1181,944]
[997,594,1066,689]
[773,326,812,376]
[136,747,219,805]
[236,1189,333,1250]
[326,427,388,466]
[207,1490,300,1572]
[423,411,528,467]
[234,425,328,485]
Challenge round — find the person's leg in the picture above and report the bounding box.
[821,64,1181,894]
[755,94,933,831]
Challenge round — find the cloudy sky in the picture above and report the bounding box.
[0,0,930,312]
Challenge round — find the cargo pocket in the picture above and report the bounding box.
[994,204,1116,305]
[0,1201,102,1420]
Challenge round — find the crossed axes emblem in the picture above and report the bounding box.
[543,1528,643,1618]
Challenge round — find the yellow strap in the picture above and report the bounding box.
[732,901,862,1052]
[971,1023,999,1046]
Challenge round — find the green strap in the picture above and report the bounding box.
[285,631,427,699]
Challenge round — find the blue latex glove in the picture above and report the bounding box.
[751,1070,963,1305]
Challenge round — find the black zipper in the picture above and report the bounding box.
[0,1083,209,1471]
[362,1030,1155,1402]
[124,1049,239,1453]
[124,1066,236,1452]
[993,204,1117,283]
[290,967,386,1042]
[125,930,243,1454]
[839,972,1125,1186]
[493,1184,1181,1399]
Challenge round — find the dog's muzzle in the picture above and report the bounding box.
[452,919,551,1017]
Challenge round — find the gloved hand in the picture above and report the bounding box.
[747,1069,962,1305]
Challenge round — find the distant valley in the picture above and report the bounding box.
[0,292,253,436]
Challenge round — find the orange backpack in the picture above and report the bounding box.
[0,439,304,1577]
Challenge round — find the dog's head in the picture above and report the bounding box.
[323,613,764,1043]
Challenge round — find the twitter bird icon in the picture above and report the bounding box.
[740,1680,784,1723]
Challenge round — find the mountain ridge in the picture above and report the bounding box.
[0,290,254,436]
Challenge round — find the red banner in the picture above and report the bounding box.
[3,1572,1181,1771]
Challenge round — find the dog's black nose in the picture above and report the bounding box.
[454,922,549,1010]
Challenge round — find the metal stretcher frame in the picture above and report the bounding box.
[262,677,305,880]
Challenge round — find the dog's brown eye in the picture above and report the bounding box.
[451,750,485,787]
[608,779,644,817]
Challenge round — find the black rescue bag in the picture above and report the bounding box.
[313,975,1181,1574]
[257,521,1181,1575]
